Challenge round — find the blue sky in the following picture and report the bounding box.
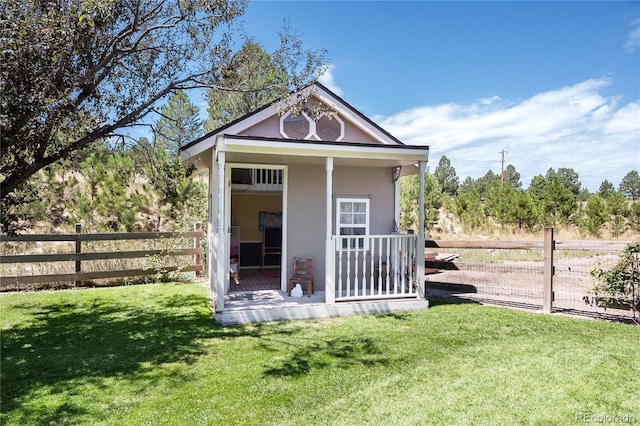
[196,1,640,191]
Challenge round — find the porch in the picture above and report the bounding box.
[218,289,429,326]
[217,233,428,325]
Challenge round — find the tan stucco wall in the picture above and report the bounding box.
[286,164,395,290]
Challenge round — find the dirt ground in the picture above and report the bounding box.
[426,254,620,293]
[425,253,637,322]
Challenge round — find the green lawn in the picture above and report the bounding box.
[1,283,638,425]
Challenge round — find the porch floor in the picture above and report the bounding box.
[218,289,429,326]
[230,268,280,292]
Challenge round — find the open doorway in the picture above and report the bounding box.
[227,166,285,292]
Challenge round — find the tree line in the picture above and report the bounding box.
[401,156,640,238]
[4,35,301,234]
[2,1,637,239]
[1,0,326,234]
[10,90,208,233]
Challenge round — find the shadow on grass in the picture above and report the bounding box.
[37,401,87,426]
[262,336,389,378]
[2,295,195,414]
[3,286,390,420]
[2,286,443,422]
[0,289,272,417]
[427,286,637,325]
[373,312,413,321]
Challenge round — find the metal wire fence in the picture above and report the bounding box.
[424,239,634,322]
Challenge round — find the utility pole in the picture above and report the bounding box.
[499,150,507,185]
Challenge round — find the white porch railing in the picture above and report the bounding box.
[253,169,283,191]
[333,234,419,301]
[231,168,283,192]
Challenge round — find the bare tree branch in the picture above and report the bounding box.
[0,0,326,233]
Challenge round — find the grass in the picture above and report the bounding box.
[2,284,639,425]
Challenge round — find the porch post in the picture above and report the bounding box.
[215,150,226,312]
[325,157,335,304]
[209,150,219,308]
[393,168,401,231]
[416,161,427,299]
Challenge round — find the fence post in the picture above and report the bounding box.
[194,222,202,278]
[75,223,82,287]
[543,226,554,314]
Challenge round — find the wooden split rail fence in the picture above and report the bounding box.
[0,223,204,288]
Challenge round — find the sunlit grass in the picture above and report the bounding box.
[2,283,638,425]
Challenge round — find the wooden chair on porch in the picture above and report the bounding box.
[288,257,315,297]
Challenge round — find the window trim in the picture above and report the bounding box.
[336,197,370,251]
[280,111,313,140]
[279,111,345,141]
[316,114,345,141]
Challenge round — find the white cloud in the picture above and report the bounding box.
[318,64,344,97]
[624,19,640,54]
[604,102,640,134]
[479,95,501,105]
[378,78,640,191]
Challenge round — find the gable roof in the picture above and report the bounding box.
[310,82,404,145]
[180,82,405,156]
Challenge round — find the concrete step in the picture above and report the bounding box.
[216,298,429,326]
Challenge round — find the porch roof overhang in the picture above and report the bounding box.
[182,134,429,175]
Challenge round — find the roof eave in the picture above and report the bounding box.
[220,134,429,162]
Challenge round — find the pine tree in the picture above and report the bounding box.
[204,41,289,131]
[154,90,202,155]
[475,170,501,199]
[503,164,522,189]
[95,153,138,232]
[581,195,607,237]
[629,202,640,232]
[510,190,539,230]
[598,180,615,198]
[452,190,484,231]
[605,191,630,237]
[540,175,576,225]
[485,183,514,226]
[458,176,476,194]
[399,173,442,234]
[433,156,459,196]
[620,170,640,200]
[144,92,207,231]
[556,167,582,196]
